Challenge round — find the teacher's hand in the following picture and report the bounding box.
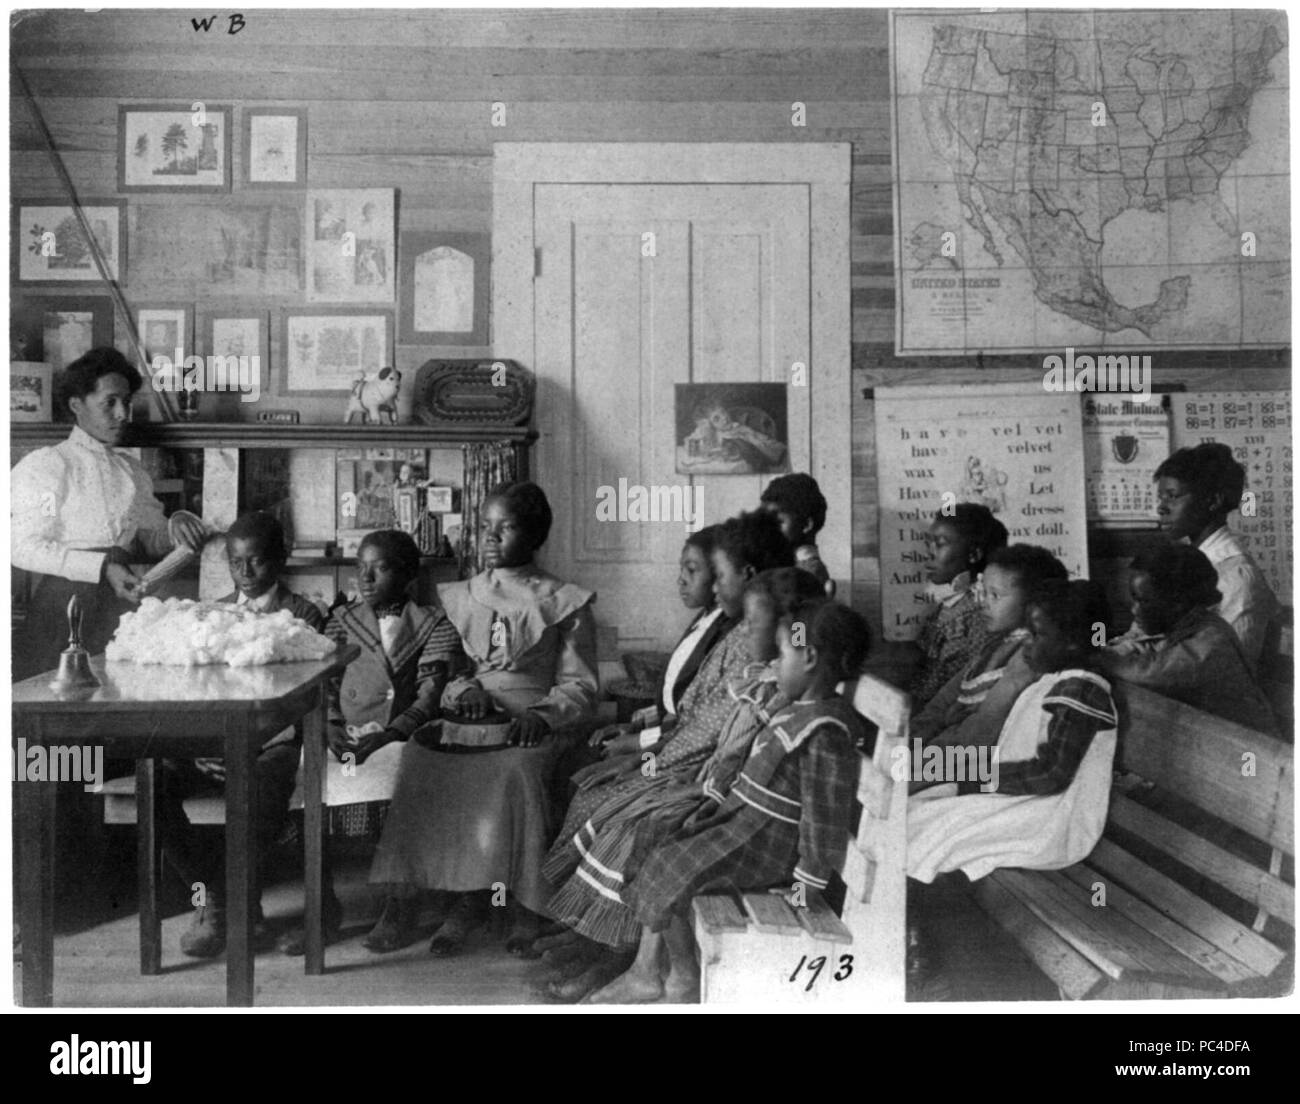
[168,511,208,553]
[105,562,143,603]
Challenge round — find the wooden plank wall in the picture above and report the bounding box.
[10,8,1291,632]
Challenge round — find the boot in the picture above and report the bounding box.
[362,894,422,954]
[278,888,344,957]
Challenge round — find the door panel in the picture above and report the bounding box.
[534,183,810,650]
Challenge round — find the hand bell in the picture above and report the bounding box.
[49,595,100,693]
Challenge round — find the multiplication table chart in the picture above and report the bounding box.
[1171,391,1292,606]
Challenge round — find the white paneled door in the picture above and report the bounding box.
[495,145,850,653]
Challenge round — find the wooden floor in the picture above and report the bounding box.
[16,856,1054,1007]
[16,862,560,1008]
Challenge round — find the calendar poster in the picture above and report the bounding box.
[1171,391,1292,605]
[1082,397,1170,526]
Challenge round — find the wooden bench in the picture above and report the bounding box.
[971,683,1294,1000]
[692,674,909,1006]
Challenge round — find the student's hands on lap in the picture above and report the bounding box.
[510,710,550,748]
[326,725,355,763]
[353,727,400,764]
[456,686,493,719]
[599,731,643,758]
[588,721,634,748]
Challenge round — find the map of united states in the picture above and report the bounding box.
[892,11,1289,353]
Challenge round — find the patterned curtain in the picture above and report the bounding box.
[460,441,519,578]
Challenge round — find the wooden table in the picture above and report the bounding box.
[12,645,360,1007]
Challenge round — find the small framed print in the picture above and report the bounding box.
[14,199,126,284]
[10,362,54,423]
[282,308,393,395]
[11,295,115,373]
[135,304,193,371]
[398,231,489,345]
[424,485,454,513]
[243,107,307,188]
[199,309,269,383]
[119,103,232,192]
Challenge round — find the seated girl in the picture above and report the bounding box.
[588,597,873,1003]
[908,503,1008,708]
[759,472,834,594]
[546,510,795,885]
[366,482,599,956]
[275,529,462,956]
[1154,442,1279,667]
[1098,544,1275,734]
[542,567,826,1001]
[589,525,730,757]
[912,544,1068,754]
[907,579,1119,885]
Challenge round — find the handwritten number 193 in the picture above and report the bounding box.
[789,953,853,992]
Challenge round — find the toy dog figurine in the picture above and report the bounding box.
[344,367,401,425]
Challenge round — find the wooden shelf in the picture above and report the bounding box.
[10,422,537,450]
[285,555,457,568]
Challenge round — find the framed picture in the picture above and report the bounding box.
[199,308,269,382]
[282,308,393,394]
[243,107,307,188]
[424,485,454,513]
[11,295,114,373]
[14,199,126,284]
[135,304,192,371]
[10,362,54,422]
[119,103,232,192]
[305,188,395,303]
[674,382,791,475]
[398,231,489,345]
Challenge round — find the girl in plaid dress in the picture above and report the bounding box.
[545,511,795,883]
[587,598,872,1004]
[539,568,825,1000]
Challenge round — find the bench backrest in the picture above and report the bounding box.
[838,673,910,999]
[1112,681,1295,933]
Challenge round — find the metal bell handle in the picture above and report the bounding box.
[66,594,84,650]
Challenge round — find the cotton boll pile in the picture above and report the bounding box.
[107,597,334,667]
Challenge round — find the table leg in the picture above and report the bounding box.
[135,758,162,975]
[303,689,326,975]
[18,722,56,1007]
[224,725,257,1007]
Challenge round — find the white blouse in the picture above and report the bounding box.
[10,425,172,584]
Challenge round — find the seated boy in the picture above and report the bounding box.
[759,472,834,595]
[1154,442,1279,668]
[159,511,327,958]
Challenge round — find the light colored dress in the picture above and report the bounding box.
[1197,526,1279,668]
[907,669,1118,883]
[368,565,598,912]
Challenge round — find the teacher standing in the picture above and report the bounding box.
[10,347,205,679]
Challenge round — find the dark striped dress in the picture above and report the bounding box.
[545,664,786,947]
[623,696,866,933]
[543,623,752,882]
